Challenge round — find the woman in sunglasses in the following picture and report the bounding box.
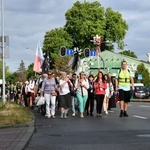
[41,70,58,119]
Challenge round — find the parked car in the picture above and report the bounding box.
[134,86,149,99]
[146,87,150,98]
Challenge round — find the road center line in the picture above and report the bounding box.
[133,115,147,119]
[139,105,150,108]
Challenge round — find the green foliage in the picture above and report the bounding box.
[105,8,128,49]
[6,72,18,84]
[0,101,33,125]
[43,27,73,69]
[135,63,150,87]
[119,50,137,58]
[54,56,72,73]
[65,1,128,50]
[65,1,105,49]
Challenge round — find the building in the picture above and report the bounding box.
[77,50,150,77]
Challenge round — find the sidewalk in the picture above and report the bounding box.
[0,119,35,150]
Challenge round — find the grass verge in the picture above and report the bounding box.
[0,100,34,126]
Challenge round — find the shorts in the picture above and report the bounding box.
[59,93,71,109]
[119,89,131,102]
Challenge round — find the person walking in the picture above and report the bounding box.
[115,60,134,117]
[70,73,78,117]
[103,74,114,114]
[85,74,95,116]
[59,72,73,119]
[41,70,58,119]
[75,71,89,118]
[93,71,107,117]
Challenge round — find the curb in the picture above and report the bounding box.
[0,111,35,150]
[130,99,150,102]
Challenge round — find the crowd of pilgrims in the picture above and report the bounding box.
[4,69,117,118]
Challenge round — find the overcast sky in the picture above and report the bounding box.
[1,0,150,72]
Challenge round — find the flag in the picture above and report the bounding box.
[33,43,44,73]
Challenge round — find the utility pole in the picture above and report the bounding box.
[1,0,6,105]
[91,35,105,71]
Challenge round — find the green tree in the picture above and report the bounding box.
[135,63,150,87]
[65,1,128,50]
[26,63,35,79]
[6,72,17,84]
[54,56,72,73]
[16,60,27,83]
[43,28,73,69]
[119,50,137,58]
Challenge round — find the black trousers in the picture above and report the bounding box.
[95,94,105,114]
[85,93,94,114]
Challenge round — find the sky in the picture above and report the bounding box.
[1,0,150,72]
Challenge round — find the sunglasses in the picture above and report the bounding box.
[48,73,52,75]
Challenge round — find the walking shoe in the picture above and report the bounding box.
[119,111,124,117]
[105,111,108,114]
[96,114,102,117]
[60,112,64,119]
[51,115,56,119]
[124,111,129,117]
[64,113,67,119]
[72,113,75,117]
[96,113,99,117]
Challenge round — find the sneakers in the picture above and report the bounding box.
[119,112,124,117]
[124,111,129,117]
[80,113,84,118]
[60,112,64,119]
[72,113,75,117]
[96,113,102,117]
[119,111,129,117]
[64,112,67,119]
[105,110,108,114]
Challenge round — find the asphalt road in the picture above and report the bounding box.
[25,102,150,150]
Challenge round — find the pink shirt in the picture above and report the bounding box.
[94,80,107,95]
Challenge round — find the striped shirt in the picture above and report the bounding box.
[41,77,56,94]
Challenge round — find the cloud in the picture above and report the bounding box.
[2,0,150,72]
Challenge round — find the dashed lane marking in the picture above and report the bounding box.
[133,115,147,120]
[137,134,150,137]
[139,105,150,108]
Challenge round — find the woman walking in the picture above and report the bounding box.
[94,71,106,117]
[59,72,73,119]
[41,70,58,118]
[103,74,114,114]
[75,71,89,118]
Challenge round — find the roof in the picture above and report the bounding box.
[77,50,150,76]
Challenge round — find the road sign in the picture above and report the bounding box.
[66,49,74,55]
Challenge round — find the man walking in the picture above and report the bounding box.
[115,60,134,117]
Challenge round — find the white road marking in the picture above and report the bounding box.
[137,134,150,137]
[139,105,150,108]
[133,115,147,119]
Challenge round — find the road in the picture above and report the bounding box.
[25,102,150,150]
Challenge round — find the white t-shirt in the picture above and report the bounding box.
[59,79,70,95]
